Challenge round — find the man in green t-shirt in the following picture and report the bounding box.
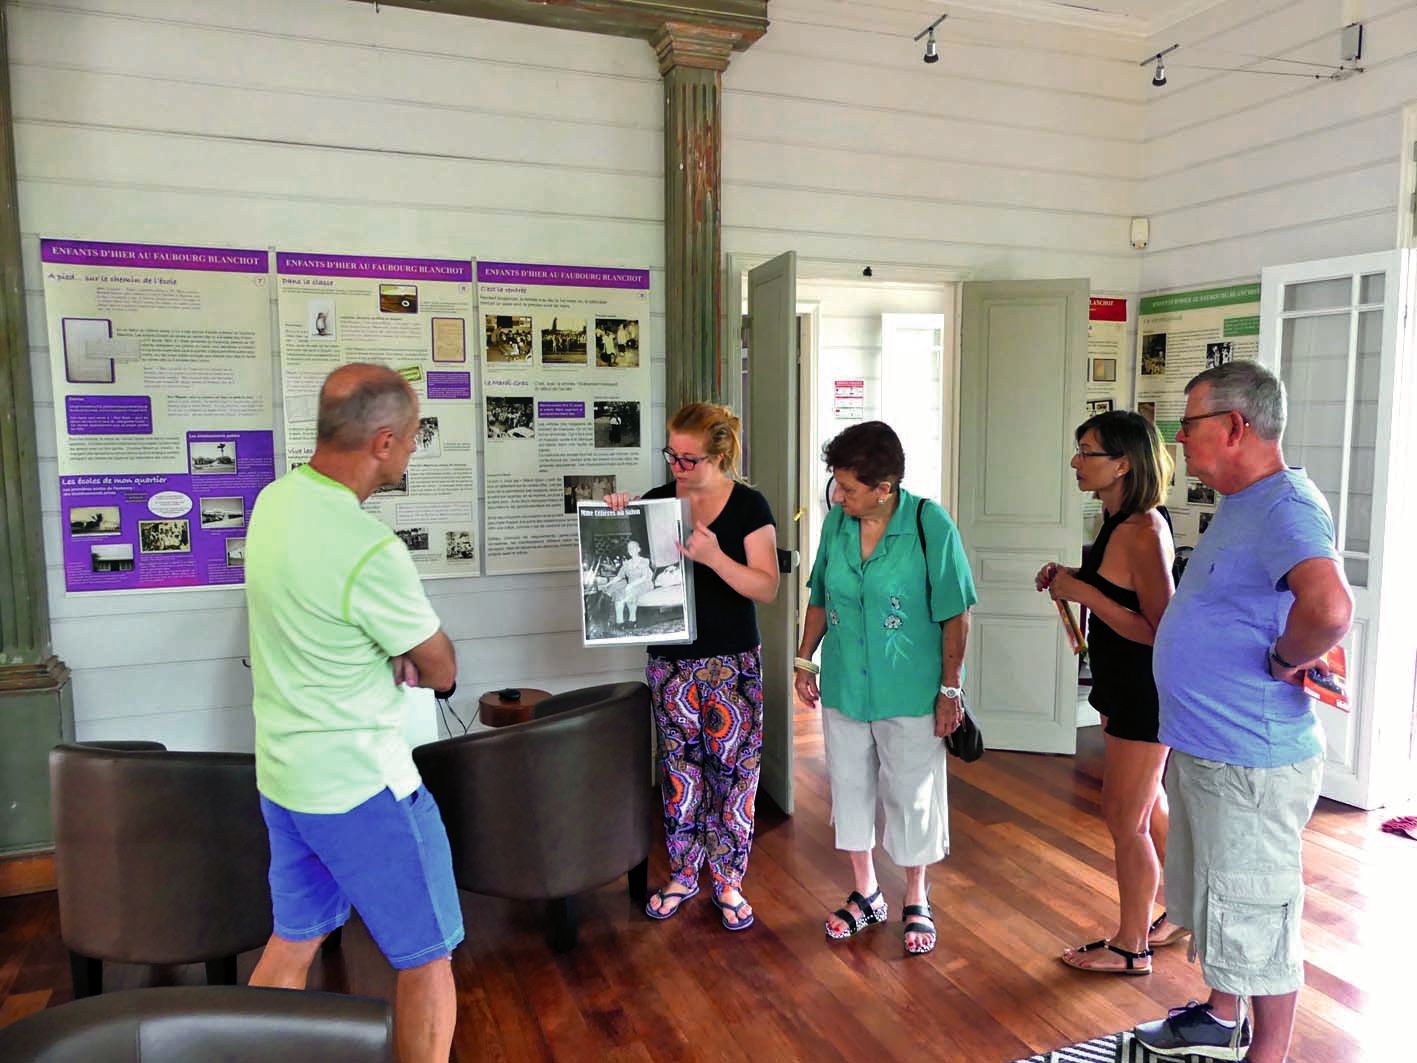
[245,363,460,1063]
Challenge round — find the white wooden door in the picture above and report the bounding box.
[881,313,949,504]
[746,252,798,815]
[958,279,1089,753]
[1259,250,1417,809]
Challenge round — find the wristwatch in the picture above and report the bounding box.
[939,684,963,699]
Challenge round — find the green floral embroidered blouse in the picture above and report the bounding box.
[806,488,978,721]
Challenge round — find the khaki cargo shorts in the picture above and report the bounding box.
[1164,750,1323,997]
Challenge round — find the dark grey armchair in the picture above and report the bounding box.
[49,743,272,997]
[413,681,655,950]
[0,986,391,1062]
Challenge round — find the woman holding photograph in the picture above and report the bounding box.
[1036,410,1181,974]
[793,421,977,956]
[605,402,778,931]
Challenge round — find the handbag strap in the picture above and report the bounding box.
[915,498,945,630]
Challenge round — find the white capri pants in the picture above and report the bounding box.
[821,707,949,868]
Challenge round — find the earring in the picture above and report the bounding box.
[877,496,886,505]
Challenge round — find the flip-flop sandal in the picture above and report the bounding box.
[1381,815,1417,840]
[1061,938,1152,975]
[902,903,936,956]
[1148,911,1192,948]
[711,892,755,931]
[825,888,888,941]
[644,883,700,921]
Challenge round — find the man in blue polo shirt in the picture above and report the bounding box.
[1135,362,1352,1063]
[245,364,460,1063]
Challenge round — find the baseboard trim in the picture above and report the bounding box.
[0,849,56,897]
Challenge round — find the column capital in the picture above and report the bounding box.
[653,21,739,75]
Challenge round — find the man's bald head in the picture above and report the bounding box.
[316,364,417,451]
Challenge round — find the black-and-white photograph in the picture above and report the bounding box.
[1187,483,1217,506]
[396,527,430,551]
[487,396,535,439]
[69,505,121,537]
[379,284,418,314]
[225,537,246,567]
[594,317,640,368]
[1086,399,1114,416]
[578,499,695,646]
[563,474,616,514]
[593,400,641,449]
[1198,511,1214,535]
[415,416,441,457]
[90,543,134,573]
[541,316,588,365]
[308,298,336,339]
[138,519,190,554]
[373,472,409,497]
[485,315,533,363]
[446,531,476,561]
[1141,333,1167,376]
[199,497,245,529]
[1206,341,1233,369]
[189,440,237,475]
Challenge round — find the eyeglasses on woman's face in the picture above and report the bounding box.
[1073,445,1118,459]
[662,447,708,470]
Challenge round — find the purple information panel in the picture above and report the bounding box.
[538,401,585,419]
[42,239,268,273]
[426,371,472,400]
[65,395,152,436]
[278,252,472,281]
[477,262,650,290]
[59,430,276,591]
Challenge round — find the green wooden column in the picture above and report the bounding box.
[0,4,74,857]
[655,22,736,411]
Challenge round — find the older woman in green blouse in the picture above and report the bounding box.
[794,421,977,956]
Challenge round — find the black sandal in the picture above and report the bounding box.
[825,888,888,940]
[1060,938,1153,975]
[902,903,936,956]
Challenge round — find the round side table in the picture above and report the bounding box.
[478,687,550,728]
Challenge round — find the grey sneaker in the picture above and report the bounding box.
[1133,1000,1252,1059]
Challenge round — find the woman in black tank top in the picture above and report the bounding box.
[1035,410,1181,975]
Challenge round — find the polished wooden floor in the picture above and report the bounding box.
[2,713,1413,1061]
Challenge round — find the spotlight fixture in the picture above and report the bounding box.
[1141,44,1179,88]
[913,13,947,66]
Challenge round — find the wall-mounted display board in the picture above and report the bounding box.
[477,262,653,575]
[1134,283,1260,546]
[41,239,274,592]
[275,252,480,577]
[1083,296,1129,528]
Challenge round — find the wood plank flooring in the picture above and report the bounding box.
[2,714,1412,1061]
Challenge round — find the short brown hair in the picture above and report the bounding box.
[668,402,742,476]
[1076,410,1172,515]
[821,421,905,489]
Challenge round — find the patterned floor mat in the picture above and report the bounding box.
[1014,1030,1230,1062]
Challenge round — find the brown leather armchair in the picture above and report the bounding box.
[49,743,272,998]
[413,681,654,951]
[0,986,391,1062]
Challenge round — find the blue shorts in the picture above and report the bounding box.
[260,785,464,970]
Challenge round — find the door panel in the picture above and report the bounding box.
[746,251,798,815]
[959,279,1089,754]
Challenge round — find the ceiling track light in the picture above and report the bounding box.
[1139,25,1366,89]
[914,13,947,66]
[1140,43,1179,87]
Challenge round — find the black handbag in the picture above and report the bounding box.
[917,499,984,762]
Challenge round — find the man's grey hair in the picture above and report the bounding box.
[1185,361,1286,441]
[316,365,416,449]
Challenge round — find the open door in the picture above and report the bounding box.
[1259,250,1417,809]
[745,252,798,814]
[958,279,1089,754]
